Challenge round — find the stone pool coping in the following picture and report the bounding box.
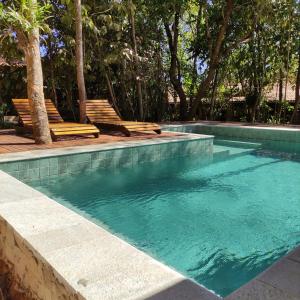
[162,122,300,143]
[163,121,300,131]
[0,170,219,300]
[0,133,219,300]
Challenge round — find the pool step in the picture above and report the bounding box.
[227,147,255,157]
[213,145,255,161]
[213,146,230,160]
[215,139,262,149]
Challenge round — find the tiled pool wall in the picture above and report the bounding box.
[0,138,213,183]
[163,124,300,143]
[163,124,300,154]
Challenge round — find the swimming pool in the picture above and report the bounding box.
[29,139,300,297]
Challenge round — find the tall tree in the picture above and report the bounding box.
[128,0,144,120]
[75,0,87,123]
[189,0,234,119]
[0,0,52,144]
[164,3,188,120]
[291,48,300,123]
[2,0,299,125]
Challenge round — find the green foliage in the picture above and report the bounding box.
[0,0,51,35]
[0,0,299,123]
[0,102,7,124]
[0,102,13,129]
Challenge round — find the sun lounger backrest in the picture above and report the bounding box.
[12,98,63,125]
[86,99,121,123]
[44,99,64,123]
[12,99,33,126]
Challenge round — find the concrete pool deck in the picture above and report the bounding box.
[1,124,300,299]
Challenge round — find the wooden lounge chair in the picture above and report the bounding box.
[12,99,100,140]
[86,99,161,136]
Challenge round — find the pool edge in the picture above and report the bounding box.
[225,245,300,300]
[2,129,299,299]
[0,170,220,300]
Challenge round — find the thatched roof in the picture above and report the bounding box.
[0,56,26,68]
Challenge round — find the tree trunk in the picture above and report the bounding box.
[248,22,265,124]
[189,1,203,107]
[155,41,166,122]
[209,68,219,120]
[119,65,135,118]
[277,69,283,119]
[164,7,188,120]
[48,34,58,107]
[23,29,52,144]
[75,0,87,123]
[128,0,143,121]
[189,0,233,119]
[105,70,121,116]
[66,80,76,121]
[291,49,300,123]
[50,63,58,107]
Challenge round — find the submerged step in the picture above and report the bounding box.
[215,139,262,149]
[227,147,255,157]
[213,144,256,161]
[213,145,230,159]
[213,150,230,160]
[213,145,230,161]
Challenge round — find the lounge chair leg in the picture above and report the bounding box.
[124,131,131,137]
[15,126,30,136]
[154,129,161,134]
[121,128,131,136]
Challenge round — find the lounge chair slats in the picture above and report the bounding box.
[86,99,161,136]
[13,99,100,140]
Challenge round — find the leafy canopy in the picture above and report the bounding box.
[0,0,51,36]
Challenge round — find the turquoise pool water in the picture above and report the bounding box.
[30,140,300,297]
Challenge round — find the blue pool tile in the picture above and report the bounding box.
[19,160,39,170]
[49,164,59,176]
[0,162,19,172]
[116,155,133,169]
[68,162,90,174]
[28,169,39,180]
[91,152,99,160]
[39,167,50,178]
[19,169,30,180]
[67,153,91,164]
[39,158,50,168]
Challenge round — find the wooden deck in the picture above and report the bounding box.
[0,129,178,155]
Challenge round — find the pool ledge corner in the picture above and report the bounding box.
[0,170,220,300]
